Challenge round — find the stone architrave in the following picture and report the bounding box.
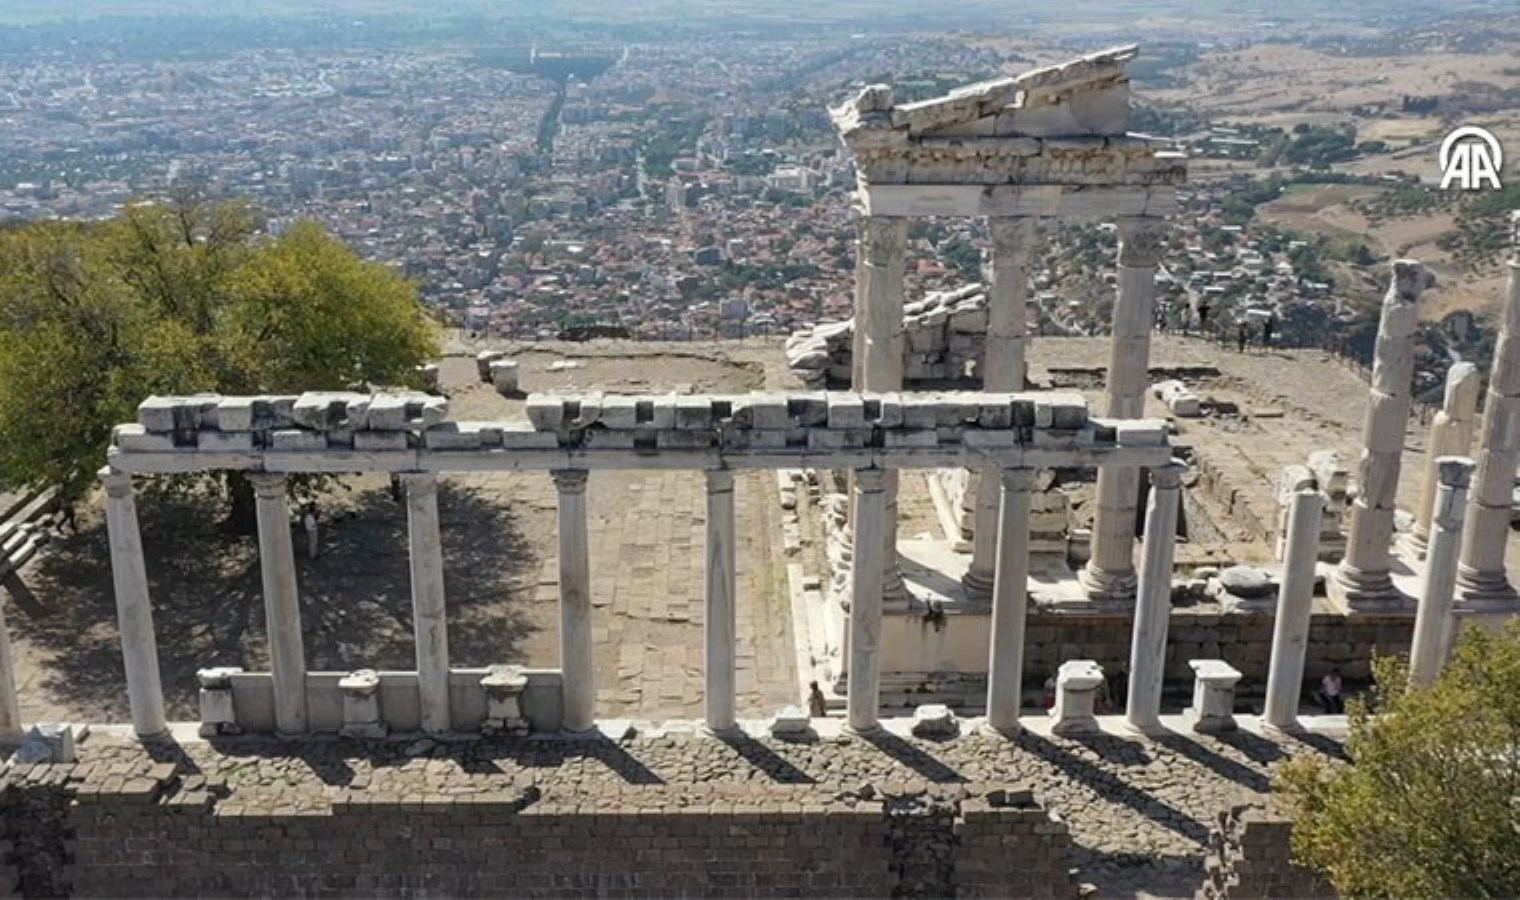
[1124,461,1185,732]
[1404,363,1479,558]
[250,473,308,735]
[966,220,1037,599]
[403,473,451,734]
[1457,212,1520,610]
[1082,216,1169,603]
[552,470,596,733]
[1330,260,1437,610]
[1410,457,1474,689]
[101,468,168,739]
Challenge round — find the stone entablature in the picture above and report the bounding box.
[832,45,1184,219]
[109,390,1173,474]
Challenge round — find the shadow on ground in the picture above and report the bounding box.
[12,480,539,721]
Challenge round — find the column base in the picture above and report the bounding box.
[1327,563,1408,612]
[960,568,995,601]
[1454,565,1520,611]
[1077,563,1136,603]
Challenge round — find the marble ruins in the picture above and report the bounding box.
[0,46,1516,899]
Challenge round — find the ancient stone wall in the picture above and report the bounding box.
[2,767,1082,899]
[1199,802,1335,899]
[866,609,1411,711]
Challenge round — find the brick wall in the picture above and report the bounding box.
[4,772,1089,898]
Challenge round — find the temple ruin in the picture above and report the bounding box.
[0,46,1517,899]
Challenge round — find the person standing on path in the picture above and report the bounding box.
[807,681,827,718]
[302,504,320,561]
[1236,320,1249,353]
[1263,312,1277,349]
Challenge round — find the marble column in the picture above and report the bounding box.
[1458,213,1520,609]
[1083,216,1167,602]
[1125,461,1185,733]
[985,469,1034,735]
[403,473,451,734]
[0,587,20,742]
[846,468,887,732]
[854,216,908,602]
[553,470,595,732]
[1331,260,1437,609]
[1411,457,1474,689]
[704,469,737,732]
[1405,363,1480,558]
[102,469,167,739]
[1264,489,1326,729]
[251,473,308,735]
[966,218,1037,598]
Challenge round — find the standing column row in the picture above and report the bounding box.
[1458,213,1520,609]
[966,218,1037,599]
[1083,216,1168,603]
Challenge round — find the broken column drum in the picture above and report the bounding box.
[1331,259,1437,609]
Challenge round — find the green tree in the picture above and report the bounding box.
[1277,621,1520,898]
[0,196,439,531]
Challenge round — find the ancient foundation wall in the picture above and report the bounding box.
[876,609,1411,709]
[1200,802,1335,900]
[1,771,1080,899]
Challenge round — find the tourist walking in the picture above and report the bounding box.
[1236,321,1249,353]
[1263,312,1277,349]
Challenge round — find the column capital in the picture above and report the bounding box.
[999,468,1039,492]
[988,216,1038,253]
[854,467,887,493]
[1117,216,1167,267]
[551,469,589,494]
[401,472,438,497]
[249,472,287,498]
[100,467,133,497]
[705,469,735,493]
[858,216,907,267]
[1150,460,1189,491]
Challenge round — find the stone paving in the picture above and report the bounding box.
[14,716,1343,899]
